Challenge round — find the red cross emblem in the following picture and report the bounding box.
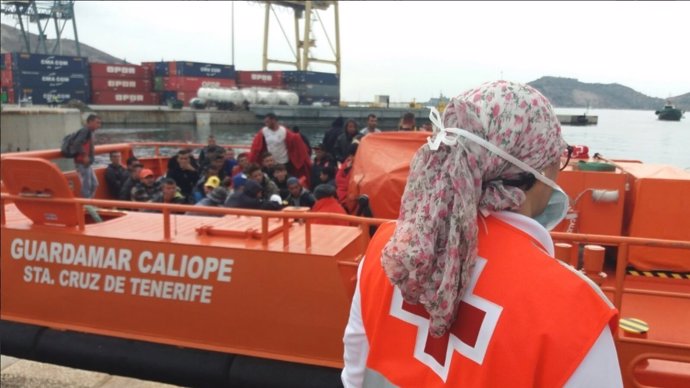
[390,257,503,382]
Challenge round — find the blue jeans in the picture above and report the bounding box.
[76,163,98,198]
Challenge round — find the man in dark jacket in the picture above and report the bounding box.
[166,149,200,203]
[334,119,360,163]
[285,177,316,208]
[70,114,101,198]
[225,180,281,211]
[104,151,128,198]
[322,116,344,156]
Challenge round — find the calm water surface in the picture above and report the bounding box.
[97,108,690,169]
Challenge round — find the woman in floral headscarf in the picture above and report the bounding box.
[342,81,621,388]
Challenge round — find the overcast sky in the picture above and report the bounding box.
[3,1,688,102]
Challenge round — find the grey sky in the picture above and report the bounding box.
[3,1,688,102]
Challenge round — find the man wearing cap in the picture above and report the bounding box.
[249,113,312,187]
[359,114,381,137]
[131,169,161,203]
[285,177,316,208]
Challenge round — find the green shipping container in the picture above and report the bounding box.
[1,90,7,103]
[154,77,164,92]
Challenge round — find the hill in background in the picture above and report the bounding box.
[1,24,688,110]
[528,76,688,111]
[1,23,123,64]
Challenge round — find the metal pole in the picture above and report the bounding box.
[70,1,80,56]
[302,1,312,71]
[293,8,301,70]
[334,1,341,75]
[262,2,270,70]
[231,1,235,65]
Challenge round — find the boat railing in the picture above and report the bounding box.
[551,231,690,387]
[0,193,391,250]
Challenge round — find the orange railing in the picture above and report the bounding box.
[551,231,690,388]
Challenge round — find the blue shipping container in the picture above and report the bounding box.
[154,62,170,77]
[17,87,90,105]
[281,71,339,85]
[13,70,89,90]
[173,61,236,79]
[10,52,89,73]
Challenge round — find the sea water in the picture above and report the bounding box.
[96,108,690,170]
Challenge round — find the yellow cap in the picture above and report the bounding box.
[204,176,220,188]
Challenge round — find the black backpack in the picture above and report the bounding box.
[60,130,80,157]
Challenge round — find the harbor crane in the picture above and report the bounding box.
[257,1,340,74]
[0,0,81,56]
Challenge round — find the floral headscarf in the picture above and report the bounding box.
[381,80,566,337]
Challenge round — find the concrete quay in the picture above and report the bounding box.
[1,355,181,388]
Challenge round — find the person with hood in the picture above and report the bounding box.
[186,186,228,216]
[322,116,345,156]
[285,177,316,208]
[342,81,621,388]
[334,119,361,163]
[225,180,281,211]
[311,184,348,226]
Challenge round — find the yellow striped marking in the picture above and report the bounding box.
[619,318,649,334]
[627,269,689,279]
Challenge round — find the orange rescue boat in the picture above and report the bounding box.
[1,134,689,387]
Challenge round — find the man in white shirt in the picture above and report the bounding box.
[359,114,381,136]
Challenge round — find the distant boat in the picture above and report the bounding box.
[655,102,684,121]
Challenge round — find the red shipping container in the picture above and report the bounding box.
[90,63,151,79]
[163,76,236,91]
[91,91,160,105]
[236,71,283,88]
[2,53,12,71]
[91,77,153,92]
[1,69,13,87]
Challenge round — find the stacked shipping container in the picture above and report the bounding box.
[90,63,158,105]
[0,52,342,108]
[145,61,236,106]
[1,52,90,105]
[282,71,340,106]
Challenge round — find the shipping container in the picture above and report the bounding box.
[10,52,89,73]
[17,87,89,105]
[162,76,236,91]
[299,96,339,106]
[91,77,153,92]
[289,83,340,98]
[143,60,236,79]
[1,69,13,87]
[1,53,8,71]
[1,87,15,104]
[236,71,283,88]
[90,63,151,79]
[13,70,89,90]
[91,91,159,105]
[281,71,339,85]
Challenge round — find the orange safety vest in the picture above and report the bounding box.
[359,217,617,388]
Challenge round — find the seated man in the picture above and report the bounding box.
[285,177,316,209]
[245,163,280,199]
[225,180,281,211]
[150,178,187,205]
[118,161,143,201]
[270,164,290,199]
[185,186,228,217]
[104,151,128,198]
[131,168,161,203]
[166,149,200,203]
[311,184,348,226]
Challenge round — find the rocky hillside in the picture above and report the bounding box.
[528,76,689,110]
[0,23,123,64]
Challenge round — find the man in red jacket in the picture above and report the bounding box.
[249,113,312,187]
